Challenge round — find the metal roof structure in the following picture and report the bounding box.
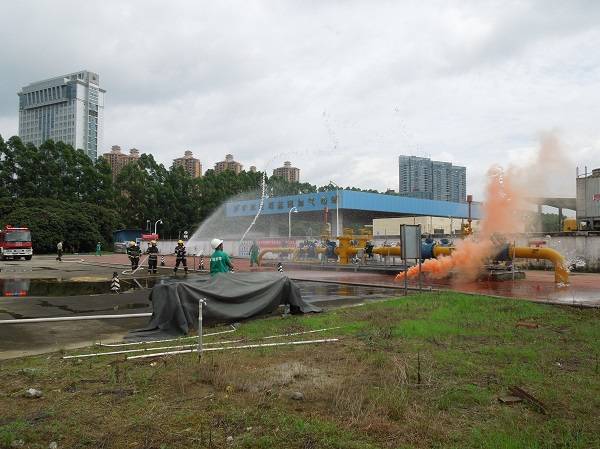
[226,190,482,219]
[527,197,576,210]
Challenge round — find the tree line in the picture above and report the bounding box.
[0,135,377,253]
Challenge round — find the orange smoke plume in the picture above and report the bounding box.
[395,132,572,284]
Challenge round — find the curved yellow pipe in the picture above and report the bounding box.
[431,244,568,284]
[511,245,569,284]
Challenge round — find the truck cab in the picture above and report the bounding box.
[0,226,33,260]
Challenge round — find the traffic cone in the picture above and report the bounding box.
[199,255,205,271]
[160,255,165,267]
[110,272,120,293]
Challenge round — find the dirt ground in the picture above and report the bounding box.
[0,292,598,449]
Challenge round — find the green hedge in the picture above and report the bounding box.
[0,198,122,254]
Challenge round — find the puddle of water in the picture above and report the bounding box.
[0,277,168,297]
[297,282,398,302]
[38,300,149,313]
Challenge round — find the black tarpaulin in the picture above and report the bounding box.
[134,272,321,335]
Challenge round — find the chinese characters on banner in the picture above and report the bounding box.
[234,194,338,213]
[258,239,297,248]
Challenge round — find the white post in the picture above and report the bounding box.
[198,298,206,358]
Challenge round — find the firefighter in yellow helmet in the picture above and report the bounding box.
[146,240,159,274]
[173,240,188,274]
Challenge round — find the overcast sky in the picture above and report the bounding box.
[1,0,599,199]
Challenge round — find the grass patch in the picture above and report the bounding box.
[0,292,598,448]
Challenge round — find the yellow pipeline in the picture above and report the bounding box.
[510,245,569,284]
[428,244,568,284]
[372,246,402,257]
[256,240,568,284]
[432,246,453,257]
[258,245,401,265]
[336,245,403,264]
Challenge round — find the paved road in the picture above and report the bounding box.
[0,256,401,359]
[2,255,597,359]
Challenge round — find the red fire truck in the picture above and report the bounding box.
[0,226,33,260]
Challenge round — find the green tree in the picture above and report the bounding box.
[540,213,560,233]
[0,198,122,254]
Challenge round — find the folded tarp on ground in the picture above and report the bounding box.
[132,272,321,336]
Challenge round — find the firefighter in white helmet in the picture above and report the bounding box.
[127,241,141,270]
[210,238,234,275]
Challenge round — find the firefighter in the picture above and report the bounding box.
[173,240,188,274]
[146,240,159,274]
[127,241,141,270]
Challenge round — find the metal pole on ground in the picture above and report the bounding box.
[0,313,152,324]
[198,299,206,358]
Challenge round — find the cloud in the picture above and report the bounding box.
[1,0,599,199]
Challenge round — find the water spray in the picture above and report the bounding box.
[238,170,267,245]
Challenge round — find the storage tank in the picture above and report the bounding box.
[576,168,600,230]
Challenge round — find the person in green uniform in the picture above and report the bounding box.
[95,241,102,256]
[210,238,234,275]
[249,241,260,267]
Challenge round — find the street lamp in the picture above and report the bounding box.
[329,180,340,238]
[154,219,163,235]
[288,207,298,239]
[146,219,151,232]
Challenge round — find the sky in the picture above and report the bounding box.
[1,0,599,200]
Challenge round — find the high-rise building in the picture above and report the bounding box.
[249,166,257,173]
[173,150,202,178]
[214,154,242,174]
[273,161,300,183]
[102,145,140,180]
[18,70,105,159]
[398,155,466,202]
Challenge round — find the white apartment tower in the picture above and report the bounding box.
[18,70,105,159]
[398,155,466,203]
